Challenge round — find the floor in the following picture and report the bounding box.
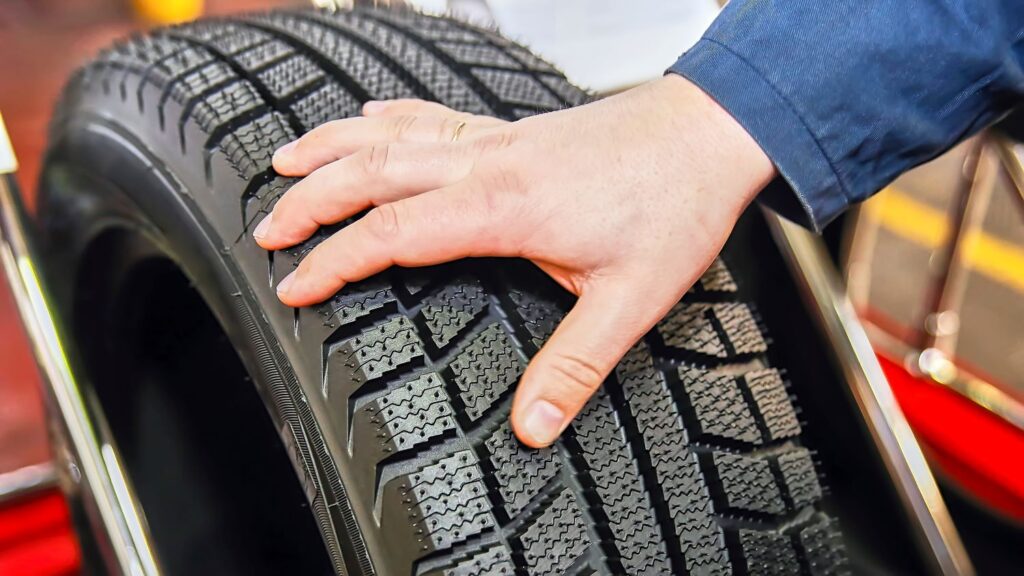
[854,141,1024,398]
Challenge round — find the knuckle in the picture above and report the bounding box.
[478,165,527,211]
[387,114,419,139]
[361,143,392,175]
[366,203,403,240]
[545,351,606,395]
[470,129,517,154]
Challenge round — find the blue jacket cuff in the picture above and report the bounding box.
[668,38,850,232]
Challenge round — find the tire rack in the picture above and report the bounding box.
[0,110,163,576]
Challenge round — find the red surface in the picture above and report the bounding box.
[0,491,79,576]
[879,354,1024,519]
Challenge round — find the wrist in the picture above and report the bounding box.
[653,74,777,207]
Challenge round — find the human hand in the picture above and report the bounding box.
[254,74,776,448]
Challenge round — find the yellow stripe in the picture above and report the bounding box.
[865,187,1024,294]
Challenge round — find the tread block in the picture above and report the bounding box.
[659,302,766,358]
[448,323,524,420]
[738,529,801,576]
[358,372,455,456]
[471,67,560,108]
[511,107,541,119]
[710,451,785,515]
[291,81,362,130]
[485,422,559,517]
[616,345,730,574]
[504,43,560,74]
[777,447,823,509]
[508,289,564,348]
[140,44,214,90]
[111,34,191,65]
[745,369,801,441]
[334,12,492,114]
[715,303,768,355]
[175,22,269,54]
[258,54,325,100]
[678,367,762,444]
[243,175,291,228]
[388,12,483,44]
[401,268,432,297]
[425,544,515,576]
[385,450,494,554]
[574,390,671,575]
[539,74,590,107]
[699,258,738,293]
[251,12,418,101]
[658,303,727,357]
[237,38,295,71]
[419,278,489,349]
[218,111,294,181]
[797,517,849,576]
[318,278,397,329]
[169,61,238,107]
[518,488,590,575]
[435,40,521,68]
[326,316,424,393]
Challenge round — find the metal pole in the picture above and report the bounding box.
[767,211,974,576]
[0,111,161,576]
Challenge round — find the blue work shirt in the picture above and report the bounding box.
[669,0,1024,231]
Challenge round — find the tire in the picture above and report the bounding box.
[40,6,848,576]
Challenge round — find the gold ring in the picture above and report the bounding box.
[451,121,468,143]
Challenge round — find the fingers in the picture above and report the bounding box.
[254,142,477,250]
[510,282,671,448]
[273,101,506,177]
[363,99,508,128]
[364,99,463,118]
[275,179,522,307]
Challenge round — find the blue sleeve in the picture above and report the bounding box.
[668,0,1024,231]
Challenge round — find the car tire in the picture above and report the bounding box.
[39,6,848,575]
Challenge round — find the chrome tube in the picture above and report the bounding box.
[0,462,57,505]
[0,112,161,576]
[767,212,974,576]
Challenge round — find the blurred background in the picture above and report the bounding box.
[0,2,300,574]
[0,1,1021,575]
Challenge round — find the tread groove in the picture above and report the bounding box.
[240,14,375,104]
[296,11,438,101]
[163,27,306,136]
[604,372,690,576]
[359,11,509,116]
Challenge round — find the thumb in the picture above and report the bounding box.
[510,281,667,448]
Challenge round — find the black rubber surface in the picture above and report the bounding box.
[41,6,849,575]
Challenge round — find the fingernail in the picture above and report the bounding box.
[273,140,297,160]
[362,100,387,115]
[277,271,296,296]
[522,400,565,446]
[253,213,273,240]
